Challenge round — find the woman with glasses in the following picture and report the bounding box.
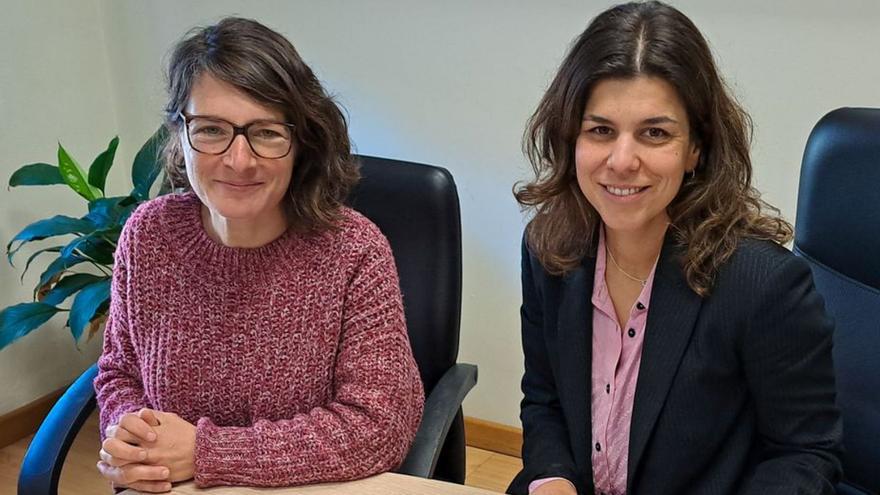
[93,17,423,493]
[509,2,841,494]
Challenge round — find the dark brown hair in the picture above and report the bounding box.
[162,17,358,232]
[516,1,792,296]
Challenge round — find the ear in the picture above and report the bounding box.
[687,144,701,173]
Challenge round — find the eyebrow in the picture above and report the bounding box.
[184,113,288,125]
[583,114,680,125]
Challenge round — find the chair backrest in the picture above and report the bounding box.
[794,107,880,495]
[347,155,462,394]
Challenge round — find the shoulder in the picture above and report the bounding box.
[124,192,198,237]
[118,192,199,255]
[710,238,817,311]
[721,238,808,281]
[307,206,393,262]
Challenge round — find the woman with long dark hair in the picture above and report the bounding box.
[510,2,841,494]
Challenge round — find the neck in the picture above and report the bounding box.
[201,206,288,248]
[603,220,668,278]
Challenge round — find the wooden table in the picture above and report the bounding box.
[120,472,501,494]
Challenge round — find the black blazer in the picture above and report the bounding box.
[508,235,842,495]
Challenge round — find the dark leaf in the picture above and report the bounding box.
[58,143,100,201]
[6,216,97,263]
[8,163,65,187]
[132,127,168,200]
[36,273,62,302]
[86,196,137,229]
[86,312,108,342]
[69,279,111,342]
[87,137,120,194]
[0,302,61,350]
[20,246,62,282]
[59,233,114,265]
[35,253,87,296]
[41,273,106,306]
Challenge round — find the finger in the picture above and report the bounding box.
[119,413,157,442]
[102,438,148,463]
[105,424,144,445]
[122,463,171,484]
[99,448,141,467]
[127,480,173,493]
[138,408,162,427]
[97,461,170,485]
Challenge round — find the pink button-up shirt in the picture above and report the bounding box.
[528,229,658,495]
[590,227,657,495]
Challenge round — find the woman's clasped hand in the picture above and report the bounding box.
[98,408,196,492]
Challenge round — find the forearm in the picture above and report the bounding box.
[94,344,149,437]
[193,375,423,487]
[738,449,840,494]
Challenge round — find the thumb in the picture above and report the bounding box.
[138,408,161,427]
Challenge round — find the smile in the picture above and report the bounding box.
[603,185,649,197]
[218,181,262,188]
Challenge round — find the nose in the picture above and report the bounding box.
[605,135,640,174]
[222,134,257,171]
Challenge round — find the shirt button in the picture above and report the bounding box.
[605,383,610,394]
[595,442,601,452]
[628,328,636,338]
[636,302,645,310]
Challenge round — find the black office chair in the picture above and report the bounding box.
[793,108,880,495]
[18,154,477,494]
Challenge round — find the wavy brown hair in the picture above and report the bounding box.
[162,17,358,232]
[516,1,792,296]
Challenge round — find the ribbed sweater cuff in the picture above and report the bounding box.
[194,417,260,487]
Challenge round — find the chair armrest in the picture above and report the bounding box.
[19,363,99,495]
[397,363,478,478]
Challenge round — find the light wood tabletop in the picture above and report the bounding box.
[120,472,502,495]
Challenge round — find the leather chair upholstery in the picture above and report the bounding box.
[793,107,880,495]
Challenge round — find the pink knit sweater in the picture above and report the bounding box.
[93,192,424,487]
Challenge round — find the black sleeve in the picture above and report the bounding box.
[508,238,582,495]
[738,254,843,494]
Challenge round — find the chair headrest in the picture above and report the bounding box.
[795,107,880,291]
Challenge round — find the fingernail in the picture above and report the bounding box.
[162,468,170,477]
[138,450,147,460]
[147,432,157,441]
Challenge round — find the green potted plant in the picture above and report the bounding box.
[0,129,168,350]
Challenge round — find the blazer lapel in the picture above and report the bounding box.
[627,238,703,487]
[557,255,596,481]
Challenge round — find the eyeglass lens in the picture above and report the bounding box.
[186,117,292,158]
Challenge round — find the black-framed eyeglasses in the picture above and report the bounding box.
[178,112,296,159]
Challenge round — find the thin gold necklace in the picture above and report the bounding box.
[606,246,648,287]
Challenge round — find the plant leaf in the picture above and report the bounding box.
[86,313,108,342]
[87,136,120,194]
[6,215,97,263]
[132,127,168,200]
[20,246,63,282]
[41,273,106,306]
[58,143,100,201]
[59,233,114,265]
[69,279,111,342]
[35,254,87,296]
[9,163,65,187]
[0,302,61,350]
[86,196,137,229]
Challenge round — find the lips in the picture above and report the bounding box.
[217,180,262,188]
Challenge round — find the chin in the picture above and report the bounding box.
[206,199,267,220]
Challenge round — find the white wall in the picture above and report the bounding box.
[3,1,879,426]
[0,0,120,413]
